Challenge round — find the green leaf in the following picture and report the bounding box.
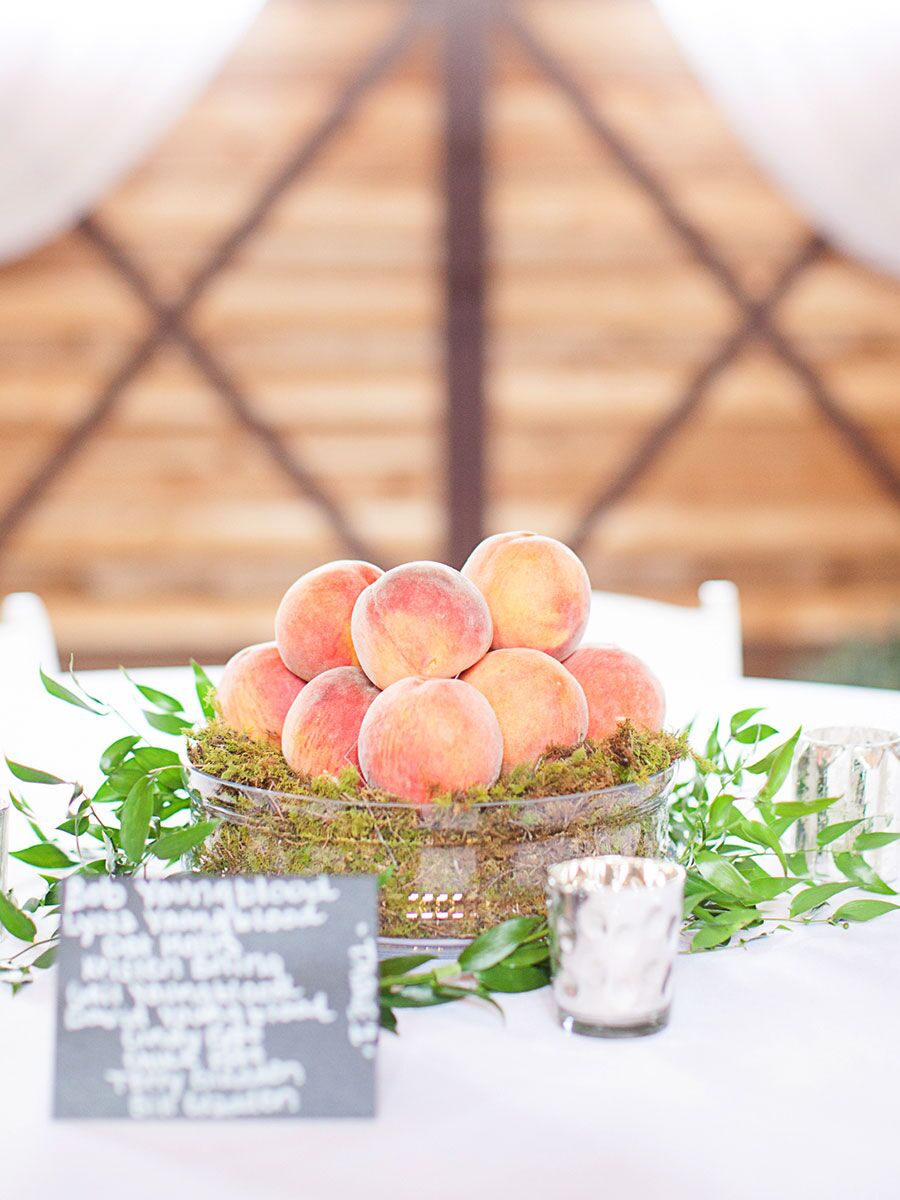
[5,759,67,786]
[785,851,809,876]
[100,736,141,775]
[745,874,800,902]
[379,1004,398,1034]
[694,853,756,903]
[500,941,550,968]
[733,816,787,870]
[831,899,898,923]
[39,667,105,714]
[854,831,900,851]
[386,985,458,1009]
[789,882,854,917]
[119,776,155,863]
[817,819,865,848]
[143,710,193,736]
[150,820,219,861]
[458,916,541,971]
[191,660,217,720]
[121,669,184,713]
[757,729,801,803]
[746,748,777,775]
[773,796,842,820]
[380,954,434,979]
[32,947,58,969]
[730,707,764,736]
[10,844,75,868]
[57,817,100,839]
[691,922,739,951]
[132,747,181,771]
[0,892,36,942]
[833,852,896,896]
[704,720,722,760]
[105,763,145,796]
[475,964,550,992]
[432,983,503,1014]
[732,724,777,745]
[91,779,121,804]
[708,793,740,832]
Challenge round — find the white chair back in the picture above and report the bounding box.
[0,593,60,683]
[581,580,742,696]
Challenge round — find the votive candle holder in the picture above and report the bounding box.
[792,726,900,881]
[546,855,685,1038]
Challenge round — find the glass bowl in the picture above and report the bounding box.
[188,764,675,958]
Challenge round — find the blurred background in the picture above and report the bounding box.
[0,0,897,684]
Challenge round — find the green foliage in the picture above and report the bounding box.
[379,917,551,1027]
[0,664,219,991]
[672,710,897,954]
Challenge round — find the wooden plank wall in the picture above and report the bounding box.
[0,0,897,672]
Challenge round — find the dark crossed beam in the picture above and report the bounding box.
[444,0,488,566]
[0,0,896,586]
[0,2,427,561]
[503,7,900,554]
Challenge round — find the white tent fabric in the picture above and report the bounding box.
[654,0,900,278]
[0,0,265,264]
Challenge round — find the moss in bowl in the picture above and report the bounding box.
[188,720,687,940]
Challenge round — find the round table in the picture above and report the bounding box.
[1,669,897,1200]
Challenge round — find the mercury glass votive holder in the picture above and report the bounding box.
[546,855,685,1038]
[792,727,900,881]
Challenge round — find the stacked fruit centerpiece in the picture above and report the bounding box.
[189,532,685,949]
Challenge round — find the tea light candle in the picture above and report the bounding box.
[546,855,685,1037]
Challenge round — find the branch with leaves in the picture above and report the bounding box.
[1,671,897,1022]
[0,661,220,991]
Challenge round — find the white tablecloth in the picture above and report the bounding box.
[1,670,898,1199]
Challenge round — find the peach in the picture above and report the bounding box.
[216,642,305,746]
[281,666,380,779]
[461,648,588,772]
[563,645,666,740]
[351,561,492,690]
[275,559,383,680]
[461,531,591,660]
[357,677,503,803]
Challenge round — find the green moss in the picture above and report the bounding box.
[188,718,687,806]
[188,719,685,939]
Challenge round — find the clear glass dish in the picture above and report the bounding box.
[188,765,675,957]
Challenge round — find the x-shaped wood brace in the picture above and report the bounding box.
[1,0,896,570]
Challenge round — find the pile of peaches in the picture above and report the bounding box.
[216,531,665,805]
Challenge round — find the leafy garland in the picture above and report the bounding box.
[1,670,897,1027]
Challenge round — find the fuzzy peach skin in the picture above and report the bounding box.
[281,666,380,779]
[275,559,383,680]
[350,561,493,690]
[461,647,588,772]
[461,531,591,660]
[563,645,665,741]
[357,677,503,804]
[216,642,306,746]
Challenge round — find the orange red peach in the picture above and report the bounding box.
[351,561,492,690]
[216,642,305,747]
[357,677,503,803]
[275,559,383,680]
[563,645,665,740]
[462,531,590,661]
[461,647,588,772]
[281,666,380,779]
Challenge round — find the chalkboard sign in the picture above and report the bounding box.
[53,874,379,1119]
